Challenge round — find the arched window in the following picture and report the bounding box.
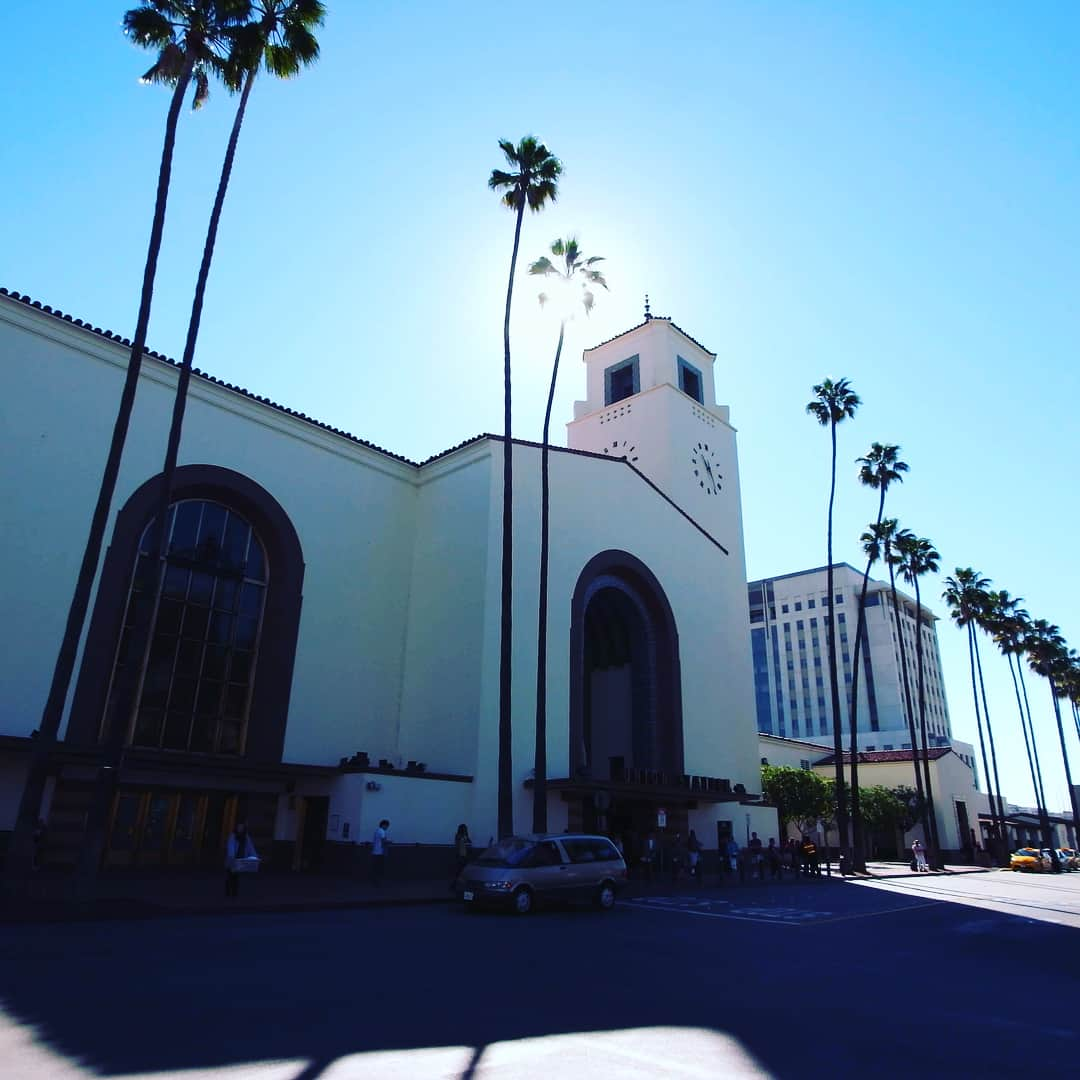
[106,500,268,755]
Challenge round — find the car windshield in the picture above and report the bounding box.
[1015,849,1039,857]
[476,838,538,868]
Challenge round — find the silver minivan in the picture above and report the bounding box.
[460,834,628,914]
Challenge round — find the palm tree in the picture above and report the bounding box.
[985,591,1055,859]
[943,569,1006,860]
[76,1,325,883]
[489,137,562,839]
[896,534,944,868]
[969,580,1010,853]
[875,526,931,855]
[527,238,607,833]
[806,377,860,871]
[1025,622,1080,850]
[848,443,908,870]
[5,0,248,882]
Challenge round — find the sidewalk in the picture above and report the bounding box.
[0,869,455,924]
[1,860,995,924]
[858,859,995,880]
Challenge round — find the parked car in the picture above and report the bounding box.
[1057,848,1079,871]
[459,834,627,914]
[1010,847,1049,872]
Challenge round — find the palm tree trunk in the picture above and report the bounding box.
[911,577,942,867]
[972,633,1007,857]
[532,320,565,834]
[1017,662,1048,815]
[74,69,259,886]
[888,563,927,842]
[1049,687,1080,853]
[825,422,849,870]
[498,196,526,840]
[966,623,1000,857]
[848,486,886,872]
[1007,652,1053,855]
[5,59,196,883]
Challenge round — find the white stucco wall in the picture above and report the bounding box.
[395,447,491,776]
[0,298,419,763]
[2,295,767,852]
[458,440,764,845]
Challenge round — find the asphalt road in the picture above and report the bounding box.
[2,872,1078,1079]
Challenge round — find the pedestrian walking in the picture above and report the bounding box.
[671,832,686,883]
[450,823,471,890]
[687,829,703,885]
[225,821,258,898]
[725,836,740,882]
[370,819,390,885]
[912,838,929,873]
[642,831,658,882]
[767,838,781,880]
[749,831,764,879]
[801,835,819,877]
[782,838,797,876]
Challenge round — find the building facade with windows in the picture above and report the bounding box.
[0,290,774,872]
[748,564,955,755]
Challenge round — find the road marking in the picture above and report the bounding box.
[622,897,834,925]
[621,895,943,926]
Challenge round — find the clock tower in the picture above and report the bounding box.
[566,312,747,565]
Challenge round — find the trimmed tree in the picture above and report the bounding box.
[805,377,860,872]
[6,0,248,882]
[527,238,607,833]
[848,442,908,871]
[75,1,326,884]
[488,137,561,839]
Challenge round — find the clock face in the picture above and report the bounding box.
[603,439,638,464]
[691,441,723,495]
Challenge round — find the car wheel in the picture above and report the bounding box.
[596,882,616,911]
[512,887,534,915]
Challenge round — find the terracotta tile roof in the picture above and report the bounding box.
[0,287,418,467]
[815,747,953,766]
[584,316,716,357]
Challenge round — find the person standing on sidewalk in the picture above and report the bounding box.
[912,838,929,873]
[450,823,472,890]
[225,822,258,898]
[370,819,390,886]
[687,830,703,885]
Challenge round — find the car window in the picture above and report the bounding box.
[562,837,620,864]
[477,838,536,867]
[524,841,562,868]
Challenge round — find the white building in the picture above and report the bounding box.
[748,564,957,755]
[0,289,775,872]
[759,733,987,856]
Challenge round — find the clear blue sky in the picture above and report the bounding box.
[3,3,1078,812]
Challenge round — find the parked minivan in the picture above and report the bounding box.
[459,834,627,914]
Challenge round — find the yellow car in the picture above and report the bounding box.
[1010,847,1049,872]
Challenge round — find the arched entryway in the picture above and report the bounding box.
[569,550,683,782]
[565,551,684,847]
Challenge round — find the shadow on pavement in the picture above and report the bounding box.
[1,875,1078,1078]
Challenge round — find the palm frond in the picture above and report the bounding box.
[124,7,176,49]
[529,256,556,276]
[488,168,516,192]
